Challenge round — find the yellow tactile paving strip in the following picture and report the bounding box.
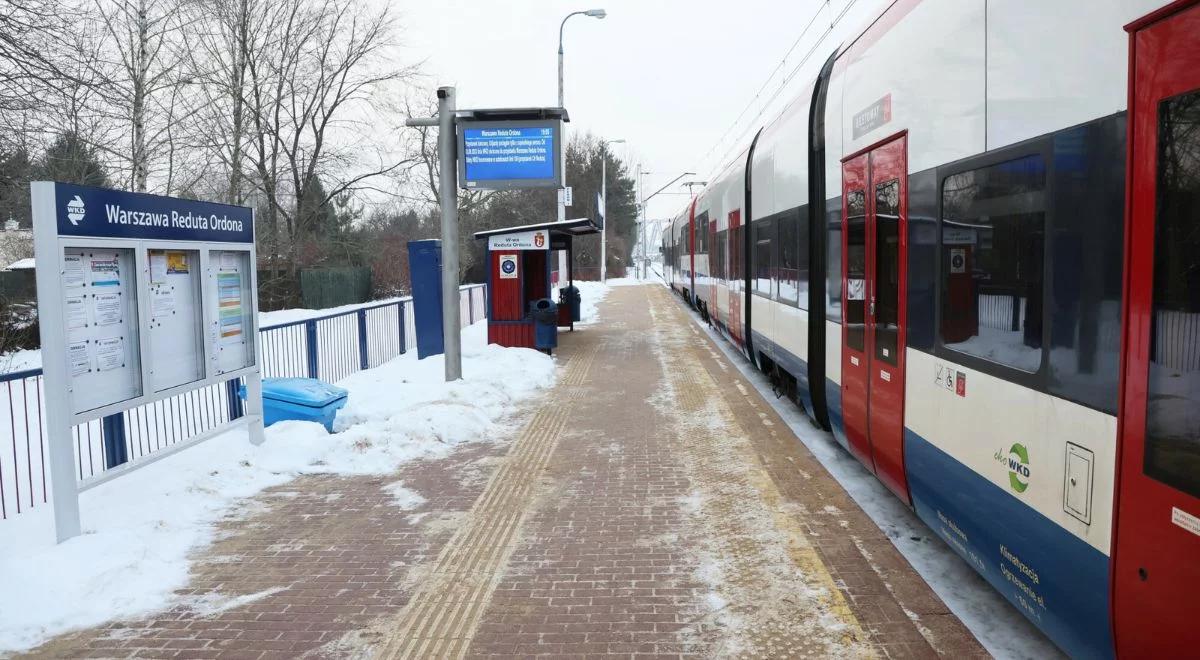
[650,299,876,658]
[374,343,600,659]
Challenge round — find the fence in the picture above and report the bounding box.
[0,283,487,520]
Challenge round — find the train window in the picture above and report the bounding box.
[846,190,867,352]
[715,230,727,281]
[797,210,810,310]
[940,154,1046,372]
[1145,89,1200,499]
[778,213,799,305]
[827,199,842,323]
[729,211,743,287]
[753,219,774,297]
[875,180,901,366]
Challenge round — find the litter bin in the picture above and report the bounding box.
[240,377,349,432]
[559,285,582,323]
[529,298,558,351]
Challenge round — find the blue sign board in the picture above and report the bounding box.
[50,182,254,243]
[457,119,561,190]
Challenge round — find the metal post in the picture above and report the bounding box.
[304,319,319,379]
[601,155,607,283]
[557,26,566,228]
[101,413,128,469]
[243,372,266,445]
[438,86,463,382]
[224,379,244,420]
[357,309,369,370]
[398,301,407,354]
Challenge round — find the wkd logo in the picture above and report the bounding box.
[996,443,1031,493]
[66,195,85,225]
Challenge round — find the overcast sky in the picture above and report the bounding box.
[391,0,890,220]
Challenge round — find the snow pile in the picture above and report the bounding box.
[570,280,610,324]
[0,322,554,653]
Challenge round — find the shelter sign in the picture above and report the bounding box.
[31,181,266,543]
[488,230,549,251]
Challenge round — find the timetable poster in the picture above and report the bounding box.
[217,272,243,346]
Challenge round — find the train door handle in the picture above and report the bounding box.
[869,297,875,317]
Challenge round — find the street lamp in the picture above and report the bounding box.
[600,138,625,283]
[557,8,607,219]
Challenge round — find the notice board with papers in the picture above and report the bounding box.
[32,181,266,542]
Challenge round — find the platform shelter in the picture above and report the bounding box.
[475,218,599,348]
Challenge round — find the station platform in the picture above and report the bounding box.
[25,284,986,659]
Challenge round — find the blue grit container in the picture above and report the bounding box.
[241,377,349,432]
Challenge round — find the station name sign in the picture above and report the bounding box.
[52,182,254,243]
[487,229,549,251]
[458,119,561,191]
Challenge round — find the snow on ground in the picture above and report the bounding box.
[571,281,610,325]
[690,318,1063,660]
[258,296,405,327]
[382,482,427,510]
[0,347,42,373]
[0,321,555,653]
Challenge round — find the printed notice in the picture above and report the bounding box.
[68,341,91,376]
[90,255,120,287]
[152,287,176,317]
[217,272,243,345]
[93,292,122,326]
[95,336,124,371]
[66,295,87,330]
[167,251,189,274]
[63,254,85,288]
[220,251,239,272]
[149,252,167,284]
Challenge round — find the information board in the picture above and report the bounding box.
[147,248,204,391]
[458,119,561,190]
[211,250,254,374]
[31,181,265,542]
[63,247,142,412]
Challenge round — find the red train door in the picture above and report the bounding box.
[1113,3,1200,653]
[841,136,909,503]
[709,214,718,323]
[729,209,743,345]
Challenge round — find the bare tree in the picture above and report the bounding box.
[245,0,415,277]
[95,0,191,192]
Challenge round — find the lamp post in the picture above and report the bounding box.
[600,137,624,283]
[640,170,696,279]
[556,9,606,282]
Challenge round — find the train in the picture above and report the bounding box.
[661,1,1200,657]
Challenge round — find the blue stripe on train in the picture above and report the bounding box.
[904,429,1113,660]
[824,378,848,451]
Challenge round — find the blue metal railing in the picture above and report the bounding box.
[0,283,488,520]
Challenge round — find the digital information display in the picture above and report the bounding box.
[458,120,561,190]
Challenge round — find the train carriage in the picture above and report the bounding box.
[663,0,1200,656]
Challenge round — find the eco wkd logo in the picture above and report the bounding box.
[996,443,1031,493]
[66,195,86,225]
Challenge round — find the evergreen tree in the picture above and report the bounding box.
[37,132,111,188]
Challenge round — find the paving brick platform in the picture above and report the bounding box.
[23,284,987,659]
